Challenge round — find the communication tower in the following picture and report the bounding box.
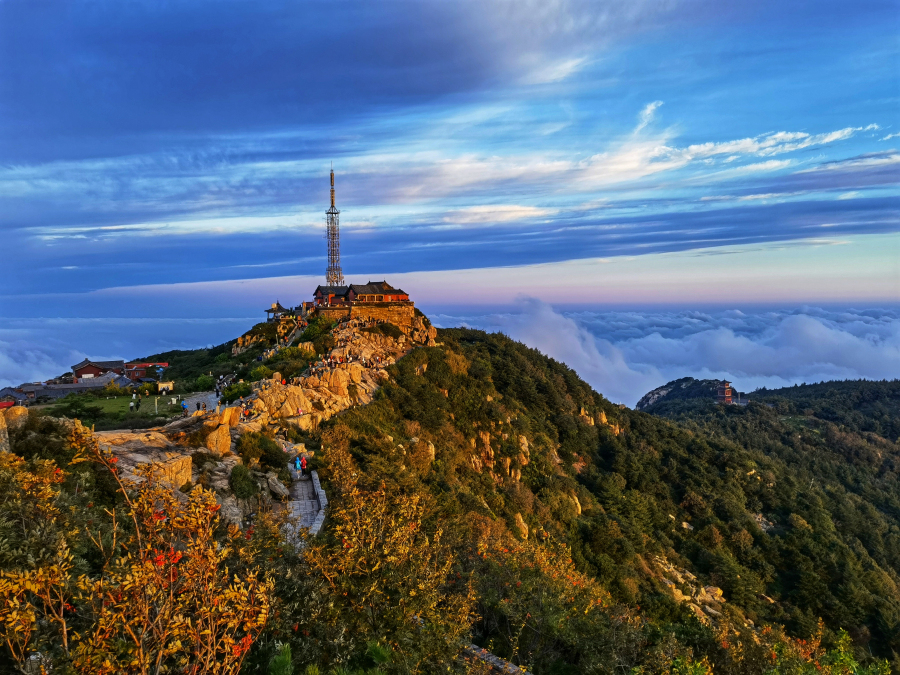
[325,167,344,286]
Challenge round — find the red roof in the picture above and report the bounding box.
[0,401,15,409]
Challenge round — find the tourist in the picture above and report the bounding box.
[181,400,188,417]
[196,401,201,412]
[129,401,134,412]
[300,455,307,477]
[135,399,141,412]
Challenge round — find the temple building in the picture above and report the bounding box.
[313,281,410,307]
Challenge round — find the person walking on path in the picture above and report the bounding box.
[129,400,134,413]
[135,398,141,412]
[300,455,307,477]
[294,455,302,473]
[196,401,201,412]
[181,400,188,417]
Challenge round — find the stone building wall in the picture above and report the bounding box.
[316,302,416,327]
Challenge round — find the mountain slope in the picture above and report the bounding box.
[308,330,900,667]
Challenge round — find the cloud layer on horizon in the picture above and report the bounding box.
[432,303,900,406]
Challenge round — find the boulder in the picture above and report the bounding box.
[4,406,28,432]
[219,406,241,427]
[95,429,192,488]
[514,513,529,540]
[349,363,363,384]
[266,472,290,500]
[0,413,9,453]
[322,369,350,397]
[217,493,243,527]
[206,425,232,456]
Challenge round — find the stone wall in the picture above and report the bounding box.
[315,302,416,327]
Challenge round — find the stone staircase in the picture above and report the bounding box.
[282,466,328,548]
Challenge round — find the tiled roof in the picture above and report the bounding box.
[349,281,408,295]
[71,358,125,371]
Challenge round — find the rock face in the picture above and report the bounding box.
[0,412,9,454]
[266,472,290,500]
[3,407,28,432]
[95,429,193,488]
[220,406,241,427]
[653,555,726,624]
[205,424,232,456]
[514,513,529,540]
[237,317,429,434]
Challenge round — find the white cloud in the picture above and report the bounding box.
[442,205,556,224]
[435,302,900,406]
[521,56,589,84]
[634,100,663,132]
[679,125,873,160]
[796,152,900,173]
[881,132,900,141]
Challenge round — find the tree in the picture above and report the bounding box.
[303,441,475,672]
[0,421,274,674]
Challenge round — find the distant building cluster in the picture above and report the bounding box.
[0,359,172,405]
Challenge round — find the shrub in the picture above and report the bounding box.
[250,365,273,381]
[276,346,315,362]
[215,352,230,363]
[362,323,403,340]
[236,432,288,472]
[312,334,335,355]
[230,464,258,499]
[297,316,336,344]
[222,381,252,403]
[196,374,215,391]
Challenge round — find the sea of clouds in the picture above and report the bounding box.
[1,305,898,407]
[431,302,900,406]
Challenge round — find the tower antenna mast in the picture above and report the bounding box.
[325,166,344,285]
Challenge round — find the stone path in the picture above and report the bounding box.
[282,450,327,548]
[182,391,220,411]
[287,471,319,531]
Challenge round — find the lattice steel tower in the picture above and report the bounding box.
[325,168,344,286]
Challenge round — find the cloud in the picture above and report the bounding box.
[797,151,900,173]
[442,205,556,224]
[435,299,660,404]
[634,101,663,132]
[434,302,900,405]
[882,132,900,141]
[521,57,589,84]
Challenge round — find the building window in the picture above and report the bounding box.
[376,295,383,301]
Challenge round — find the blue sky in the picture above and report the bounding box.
[0,0,898,395]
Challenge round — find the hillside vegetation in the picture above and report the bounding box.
[1,325,896,674]
[304,330,898,670]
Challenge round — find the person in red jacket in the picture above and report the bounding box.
[300,455,308,477]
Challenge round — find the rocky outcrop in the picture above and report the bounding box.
[652,555,728,624]
[3,407,29,432]
[95,429,193,488]
[0,411,9,454]
[514,513,529,540]
[239,317,429,434]
[205,424,233,456]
